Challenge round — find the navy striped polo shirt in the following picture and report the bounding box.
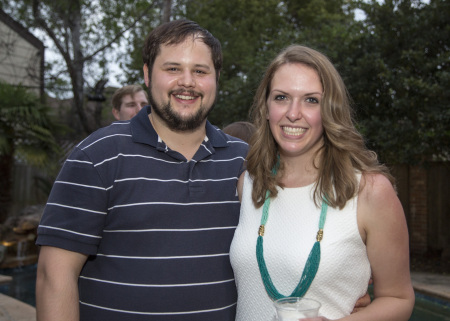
[37,106,248,320]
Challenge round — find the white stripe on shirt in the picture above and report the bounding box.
[79,276,235,287]
[103,226,237,233]
[79,301,237,316]
[38,225,102,238]
[107,200,239,211]
[54,181,106,190]
[81,134,132,150]
[96,252,230,259]
[46,203,107,215]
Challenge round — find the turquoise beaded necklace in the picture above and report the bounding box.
[256,160,328,301]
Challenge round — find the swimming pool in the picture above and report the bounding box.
[410,292,450,321]
[0,264,449,320]
[0,264,36,307]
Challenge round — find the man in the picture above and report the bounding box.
[111,84,149,121]
[35,19,247,321]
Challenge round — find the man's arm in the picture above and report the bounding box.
[36,246,88,321]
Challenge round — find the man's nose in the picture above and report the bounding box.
[177,70,195,87]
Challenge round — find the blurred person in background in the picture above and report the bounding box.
[111,84,149,121]
[223,121,256,145]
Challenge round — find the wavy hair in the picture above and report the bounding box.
[247,45,393,209]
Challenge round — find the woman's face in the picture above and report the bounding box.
[267,63,324,160]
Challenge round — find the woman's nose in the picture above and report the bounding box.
[286,101,302,122]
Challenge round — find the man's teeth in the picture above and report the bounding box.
[175,94,195,100]
[282,127,306,135]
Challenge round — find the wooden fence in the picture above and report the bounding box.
[391,162,450,257]
[10,163,49,216]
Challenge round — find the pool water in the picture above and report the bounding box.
[0,264,36,307]
[410,292,450,321]
[0,264,449,320]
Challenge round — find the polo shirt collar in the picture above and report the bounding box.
[130,105,229,149]
[130,105,158,147]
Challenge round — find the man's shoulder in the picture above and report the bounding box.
[222,131,249,154]
[76,121,132,149]
[213,129,248,157]
[208,123,248,146]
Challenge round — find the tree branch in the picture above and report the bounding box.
[31,0,72,65]
[81,3,156,63]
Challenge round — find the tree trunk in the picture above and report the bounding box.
[162,0,172,23]
[69,2,93,134]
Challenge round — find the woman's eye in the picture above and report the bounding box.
[274,95,286,101]
[306,97,319,104]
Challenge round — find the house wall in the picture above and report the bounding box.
[0,13,44,97]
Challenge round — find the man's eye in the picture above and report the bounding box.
[195,70,206,74]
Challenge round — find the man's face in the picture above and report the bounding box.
[112,91,148,121]
[144,38,217,131]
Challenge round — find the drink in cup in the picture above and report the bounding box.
[274,297,321,321]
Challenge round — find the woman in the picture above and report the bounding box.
[230,45,415,320]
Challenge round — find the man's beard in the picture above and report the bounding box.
[148,88,215,132]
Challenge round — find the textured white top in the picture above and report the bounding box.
[230,172,371,320]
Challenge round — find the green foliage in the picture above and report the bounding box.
[343,0,450,164]
[0,82,64,167]
[0,82,66,220]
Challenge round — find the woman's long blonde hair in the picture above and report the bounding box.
[247,45,393,209]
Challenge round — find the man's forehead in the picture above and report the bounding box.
[157,38,213,62]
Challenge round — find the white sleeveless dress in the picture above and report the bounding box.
[230,172,371,320]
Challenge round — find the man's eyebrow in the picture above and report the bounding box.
[193,64,212,70]
[162,62,212,70]
[162,62,181,67]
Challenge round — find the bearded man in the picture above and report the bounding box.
[35,19,247,321]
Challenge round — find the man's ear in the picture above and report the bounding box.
[112,108,121,121]
[143,64,150,87]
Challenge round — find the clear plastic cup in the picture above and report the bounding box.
[274,297,321,321]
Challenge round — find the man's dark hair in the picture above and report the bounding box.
[142,19,222,83]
